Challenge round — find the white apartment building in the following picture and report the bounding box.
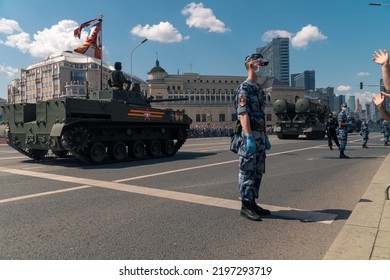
[7,51,144,104]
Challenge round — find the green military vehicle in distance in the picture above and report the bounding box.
[273,97,329,140]
[0,86,192,164]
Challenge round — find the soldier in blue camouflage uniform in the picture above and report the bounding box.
[382,120,390,146]
[233,53,271,221]
[337,103,349,158]
[360,118,369,148]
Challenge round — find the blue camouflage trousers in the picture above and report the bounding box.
[384,131,389,144]
[361,131,369,145]
[238,130,266,201]
[339,128,348,152]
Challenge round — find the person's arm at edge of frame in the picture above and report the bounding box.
[373,92,390,122]
[373,49,390,90]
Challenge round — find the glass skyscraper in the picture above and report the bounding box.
[256,37,290,86]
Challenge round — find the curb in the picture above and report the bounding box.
[323,152,390,259]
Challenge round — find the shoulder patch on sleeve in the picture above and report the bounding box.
[238,97,247,107]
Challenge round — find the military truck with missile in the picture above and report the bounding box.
[0,86,192,164]
[273,97,329,140]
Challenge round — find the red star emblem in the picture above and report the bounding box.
[144,111,151,120]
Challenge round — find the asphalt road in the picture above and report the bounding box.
[0,132,388,260]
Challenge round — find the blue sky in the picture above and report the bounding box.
[1,0,390,105]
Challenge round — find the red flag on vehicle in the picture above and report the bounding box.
[74,19,102,59]
[73,18,100,39]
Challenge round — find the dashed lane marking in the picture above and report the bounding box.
[0,167,336,224]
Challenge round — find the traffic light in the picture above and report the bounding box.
[360,82,363,89]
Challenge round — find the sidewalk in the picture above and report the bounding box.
[324,151,390,260]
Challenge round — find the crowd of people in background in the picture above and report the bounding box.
[188,124,233,138]
[188,123,274,138]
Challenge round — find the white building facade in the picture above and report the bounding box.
[7,51,144,104]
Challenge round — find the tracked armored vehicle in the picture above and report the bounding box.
[273,98,329,140]
[0,87,192,163]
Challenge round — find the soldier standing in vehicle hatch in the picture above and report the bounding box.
[233,53,271,222]
[108,62,132,90]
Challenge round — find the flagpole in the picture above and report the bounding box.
[99,14,103,90]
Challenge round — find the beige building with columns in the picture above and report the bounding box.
[142,59,304,128]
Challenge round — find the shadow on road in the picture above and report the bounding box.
[263,208,351,223]
[18,151,218,170]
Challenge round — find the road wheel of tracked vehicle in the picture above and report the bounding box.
[162,140,175,156]
[27,149,48,161]
[177,128,187,141]
[108,141,128,161]
[88,142,106,163]
[146,140,161,157]
[52,150,68,158]
[61,127,89,151]
[130,141,145,159]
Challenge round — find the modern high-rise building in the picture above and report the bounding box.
[356,98,362,113]
[334,94,346,112]
[347,95,356,112]
[312,87,335,111]
[291,70,315,91]
[256,37,290,85]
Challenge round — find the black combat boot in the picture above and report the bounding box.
[240,201,262,221]
[339,151,349,158]
[329,146,333,150]
[362,144,369,148]
[251,200,271,216]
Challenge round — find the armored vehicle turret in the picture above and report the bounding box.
[0,86,192,163]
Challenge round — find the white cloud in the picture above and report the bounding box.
[262,24,327,49]
[357,72,370,76]
[131,21,188,43]
[291,25,327,49]
[181,2,230,33]
[2,32,32,53]
[0,19,89,58]
[262,30,292,42]
[337,85,351,91]
[0,64,18,78]
[0,18,22,34]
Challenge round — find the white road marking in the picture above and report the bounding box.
[0,185,93,204]
[0,156,28,160]
[0,167,336,224]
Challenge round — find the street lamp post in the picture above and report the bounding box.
[130,38,148,85]
[369,3,390,6]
